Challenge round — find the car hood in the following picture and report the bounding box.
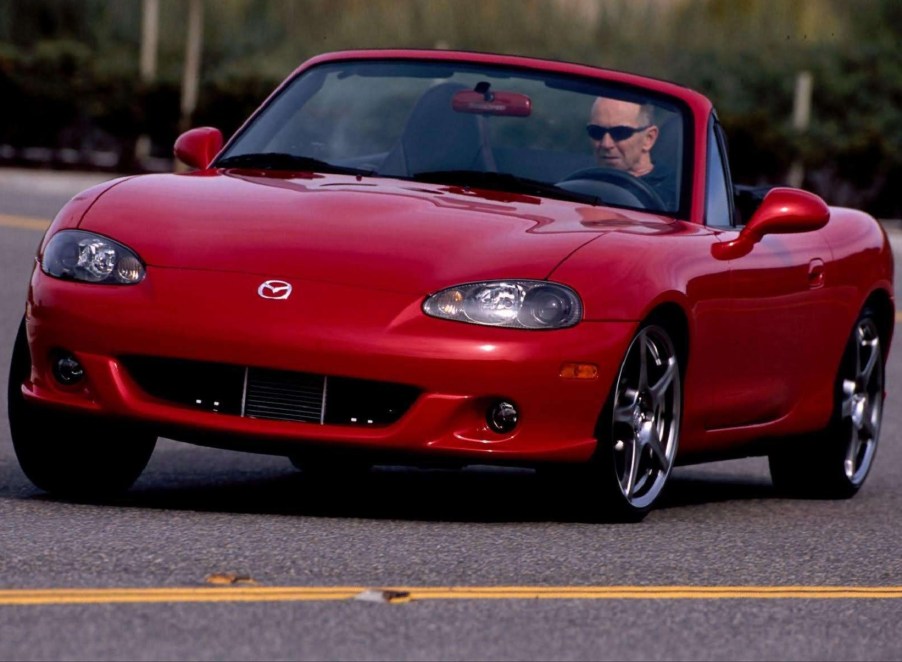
[79,170,672,293]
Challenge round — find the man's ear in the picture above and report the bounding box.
[642,125,659,152]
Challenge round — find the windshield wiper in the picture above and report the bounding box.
[407,170,599,205]
[215,152,374,176]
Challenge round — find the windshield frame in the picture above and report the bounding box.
[215,54,696,219]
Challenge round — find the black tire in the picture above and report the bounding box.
[591,323,683,521]
[769,309,884,498]
[8,318,157,499]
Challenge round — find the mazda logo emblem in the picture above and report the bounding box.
[257,280,292,300]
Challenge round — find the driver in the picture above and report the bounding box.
[587,97,676,209]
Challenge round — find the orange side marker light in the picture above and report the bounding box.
[559,363,598,379]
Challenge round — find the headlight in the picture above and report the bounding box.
[423,280,582,329]
[41,230,146,285]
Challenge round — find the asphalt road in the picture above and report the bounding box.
[1,169,901,661]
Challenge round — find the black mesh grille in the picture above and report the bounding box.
[244,368,324,423]
[121,357,419,426]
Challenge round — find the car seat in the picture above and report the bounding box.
[379,82,496,177]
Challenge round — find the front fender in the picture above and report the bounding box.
[548,220,725,325]
[38,176,136,255]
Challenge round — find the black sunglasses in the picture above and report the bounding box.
[586,124,650,141]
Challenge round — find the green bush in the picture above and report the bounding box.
[1,0,900,217]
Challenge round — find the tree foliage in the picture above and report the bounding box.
[1,0,900,216]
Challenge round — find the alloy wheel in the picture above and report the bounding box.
[839,318,883,486]
[609,325,681,510]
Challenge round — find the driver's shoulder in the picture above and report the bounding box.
[640,164,677,210]
[641,162,674,185]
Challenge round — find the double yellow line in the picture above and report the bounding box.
[2,585,902,606]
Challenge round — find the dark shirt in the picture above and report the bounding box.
[641,162,678,212]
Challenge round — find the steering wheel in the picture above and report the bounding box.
[557,167,665,210]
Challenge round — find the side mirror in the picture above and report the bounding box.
[743,187,830,241]
[174,127,224,170]
[713,187,829,260]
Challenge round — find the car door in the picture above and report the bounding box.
[703,116,834,432]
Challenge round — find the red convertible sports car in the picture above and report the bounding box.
[8,49,895,520]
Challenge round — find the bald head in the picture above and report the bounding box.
[588,97,658,176]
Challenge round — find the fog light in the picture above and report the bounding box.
[51,351,84,385]
[487,400,519,433]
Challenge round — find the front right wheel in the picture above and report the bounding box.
[769,310,884,498]
[593,323,682,520]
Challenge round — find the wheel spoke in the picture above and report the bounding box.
[841,380,856,419]
[648,358,676,405]
[845,426,862,477]
[859,337,879,385]
[861,402,880,441]
[631,466,649,497]
[622,436,640,498]
[637,334,649,391]
[646,428,668,470]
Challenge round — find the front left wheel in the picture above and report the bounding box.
[769,310,884,498]
[8,318,157,499]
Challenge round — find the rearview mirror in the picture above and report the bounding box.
[174,127,224,170]
[452,90,532,117]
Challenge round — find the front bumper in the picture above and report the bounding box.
[22,266,637,463]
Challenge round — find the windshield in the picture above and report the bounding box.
[218,60,690,215]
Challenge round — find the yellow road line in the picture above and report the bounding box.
[896,310,902,323]
[0,214,50,231]
[1,586,902,606]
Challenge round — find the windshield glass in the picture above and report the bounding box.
[218,60,690,214]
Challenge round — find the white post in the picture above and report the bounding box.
[180,0,204,133]
[139,0,159,82]
[135,0,159,165]
[787,70,813,188]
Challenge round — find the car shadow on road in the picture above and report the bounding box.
[15,459,778,523]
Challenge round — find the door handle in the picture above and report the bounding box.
[808,258,825,289]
